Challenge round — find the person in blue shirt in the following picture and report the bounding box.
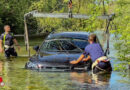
[0,25,20,58]
[70,34,112,73]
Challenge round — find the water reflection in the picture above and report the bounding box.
[70,72,111,90]
[0,61,3,75]
[70,72,92,84]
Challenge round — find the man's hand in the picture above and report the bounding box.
[17,46,20,51]
[70,60,79,64]
[82,58,87,62]
[0,48,3,53]
[83,58,89,62]
[82,55,91,62]
[70,54,85,64]
[13,39,20,51]
[0,40,3,53]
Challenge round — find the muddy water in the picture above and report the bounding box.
[0,32,130,90]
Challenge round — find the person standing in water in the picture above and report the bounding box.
[0,25,20,58]
[70,34,112,73]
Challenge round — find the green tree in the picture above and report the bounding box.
[0,0,36,34]
[110,0,130,71]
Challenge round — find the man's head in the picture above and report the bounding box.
[88,34,97,43]
[4,25,11,32]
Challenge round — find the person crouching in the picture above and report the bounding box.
[70,34,112,73]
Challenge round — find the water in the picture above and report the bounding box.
[0,32,130,90]
[0,58,129,90]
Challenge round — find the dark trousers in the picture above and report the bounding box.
[4,48,17,58]
[93,62,112,74]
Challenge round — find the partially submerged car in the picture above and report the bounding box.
[25,32,92,71]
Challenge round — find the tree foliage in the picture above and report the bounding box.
[0,0,35,34]
[110,0,130,71]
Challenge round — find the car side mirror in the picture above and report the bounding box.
[33,46,39,52]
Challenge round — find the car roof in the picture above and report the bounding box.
[46,32,90,40]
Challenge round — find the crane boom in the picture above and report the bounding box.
[28,10,114,20]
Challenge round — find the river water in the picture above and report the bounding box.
[0,31,129,90]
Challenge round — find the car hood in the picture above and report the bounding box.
[30,52,82,63]
[27,52,92,71]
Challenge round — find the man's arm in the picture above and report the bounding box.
[70,45,90,64]
[82,55,91,62]
[13,39,19,46]
[70,54,85,64]
[0,40,3,53]
[13,39,20,50]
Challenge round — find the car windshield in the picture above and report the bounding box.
[71,39,89,50]
[40,39,88,52]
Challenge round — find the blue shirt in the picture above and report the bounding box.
[83,43,104,62]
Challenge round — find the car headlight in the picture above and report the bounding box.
[37,64,44,69]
